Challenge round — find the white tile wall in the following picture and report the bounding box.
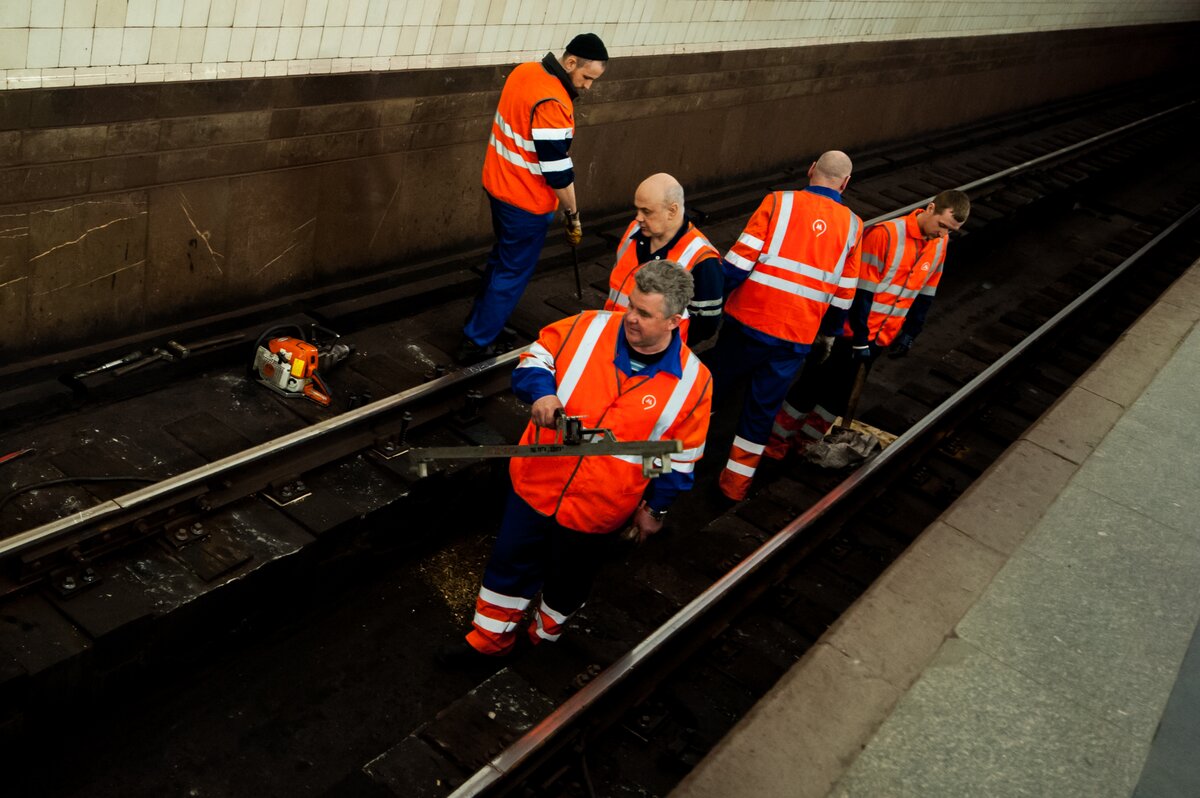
[32,0,68,28]
[65,0,99,27]
[1,0,1198,89]
[95,0,128,27]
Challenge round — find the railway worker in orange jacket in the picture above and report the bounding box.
[605,173,724,344]
[457,33,609,364]
[446,261,712,661]
[765,190,970,458]
[707,151,863,501]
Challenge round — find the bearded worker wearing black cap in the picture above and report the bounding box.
[457,33,609,364]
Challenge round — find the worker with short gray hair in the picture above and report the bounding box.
[441,259,712,664]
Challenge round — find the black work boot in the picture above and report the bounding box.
[453,337,497,366]
[436,639,505,668]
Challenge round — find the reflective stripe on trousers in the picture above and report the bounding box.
[720,435,763,501]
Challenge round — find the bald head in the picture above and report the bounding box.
[634,173,686,243]
[637,173,685,209]
[808,150,853,190]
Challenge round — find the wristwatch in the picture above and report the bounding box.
[645,506,668,521]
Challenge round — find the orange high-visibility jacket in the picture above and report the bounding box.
[481,61,573,214]
[724,190,862,345]
[851,209,947,346]
[604,220,719,340]
[510,311,712,534]
[605,220,720,311]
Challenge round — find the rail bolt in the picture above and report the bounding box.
[459,389,484,421]
[294,480,306,493]
[62,576,77,591]
[82,568,97,583]
[174,528,190,542]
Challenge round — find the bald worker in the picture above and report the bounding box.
[605,173,724,344]
[708,151,864,501]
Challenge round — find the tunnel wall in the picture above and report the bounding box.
[1,20,1197,359]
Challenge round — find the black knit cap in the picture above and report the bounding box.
[565,33,608,62]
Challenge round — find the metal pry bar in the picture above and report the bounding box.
[405,414,681,479]
[405,439,681,479]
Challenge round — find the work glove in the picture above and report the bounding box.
[888,333,915,358]
[810,334,835,364]
[563,209,582,247]
[850,342,875,362]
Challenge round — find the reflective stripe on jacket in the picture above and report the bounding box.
[852,210,947,346]
[604,220,720,339]
[724,190,863,345]
[482,61,573,214]
[510,311,712,534]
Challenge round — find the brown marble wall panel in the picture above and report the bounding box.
[156,141,272,184]
[1,161,93,203]
[0,22,1195,358]
[291,102,382,136]
[311,154,405,276]
[273,131,364,169]
[144,179,231,326]
[89,153,159,194]
[408,115,490,151]
[378,97,419,127]
[0,131,18,162]
[224,169,320,298]
[411,90,497,123]
[104,120,163,156]
[0,208,31,363]
[158,111,272,149]
[388,142,493,261]
[18,126,109,165]
[0,91,32,132]
[359,125,417,158]
[25,194,149,350]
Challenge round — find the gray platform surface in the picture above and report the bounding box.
[673,263,1200,798]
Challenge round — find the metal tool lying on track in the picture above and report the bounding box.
[396,411,682,479]
[70,333,249,382]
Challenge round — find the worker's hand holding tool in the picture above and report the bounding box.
[851,342,875,361]
[563,209,582,247]
[630,501,665,543]
[810,334,835,364]
[532,395,564,428]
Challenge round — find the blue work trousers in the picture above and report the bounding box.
[708,319,808,444]
[481,488,611,617]
[463,195,555,347]
[788,336,878,418]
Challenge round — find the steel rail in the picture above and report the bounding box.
[447,204,1200,794]
[874,99,1196,222]
[0,349,524,558]
[2,99,1192,565]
